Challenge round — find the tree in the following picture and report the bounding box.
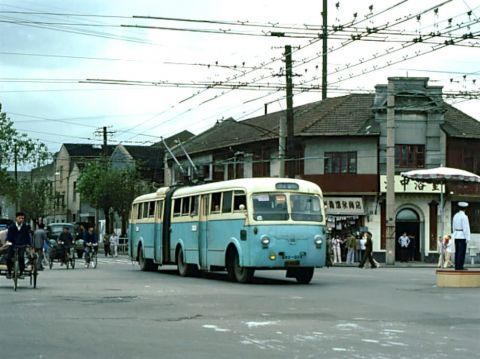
[0,169,15,198]
[16,179,49,225]
[77,161,149,236]
[77,161,117,233]
[111,167,148,236]
[0,103,50,170]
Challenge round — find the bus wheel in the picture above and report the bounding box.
[177,247,192,277]
[232,250,254,283]
[138,246,156,271]
[290,267,314,284]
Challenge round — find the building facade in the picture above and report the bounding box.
[167,77,480,262]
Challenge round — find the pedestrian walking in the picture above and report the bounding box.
[358,232,377,269]
[33,223,47,270]
[110,231,119,257]
[398,232,410,262]
[452,202,470,270]
[103,233,111,257]
[345,233,356,264]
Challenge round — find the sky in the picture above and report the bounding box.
[1,0,479,168]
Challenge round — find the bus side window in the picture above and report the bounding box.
[181,197,191,216]
[148,201,155,218]
[233,191,247,211]
[190,196,199,216]
[211,192,221,213]
[132,204,138,220]
[155,200,163,220]
[173,199,181,217]
[137,203,142,219]
[143,202,149,219]
[222,191,232,213]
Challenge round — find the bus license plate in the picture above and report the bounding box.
[285,260,300,266]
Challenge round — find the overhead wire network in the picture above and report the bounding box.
[1,0,479,147]
[78,2,479,139]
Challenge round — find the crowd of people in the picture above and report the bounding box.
[326,231,379,269]
[0,213,124,276]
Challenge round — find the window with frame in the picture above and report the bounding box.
[395,144,425,168]
[173,199,182,217]
[148,201,155,218]
[233,191,247,211]
[181,197,191,216]
[221,191,232,213]
[324,152,357,174]
[211,192,222,213]
[155,200,163,220]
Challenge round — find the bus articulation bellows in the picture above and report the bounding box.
[128,178,326,284]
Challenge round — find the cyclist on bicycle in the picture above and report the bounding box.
[6,212,32,279]
[83,225,98,268]
[58,226,73,265]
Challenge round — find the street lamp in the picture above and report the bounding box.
[53,171,60,222]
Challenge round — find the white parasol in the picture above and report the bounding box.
[401,166,480,264]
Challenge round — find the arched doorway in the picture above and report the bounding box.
[396,208,420,261]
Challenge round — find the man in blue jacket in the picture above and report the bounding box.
[6,212,32,279]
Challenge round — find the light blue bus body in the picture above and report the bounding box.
[129,178,326,283]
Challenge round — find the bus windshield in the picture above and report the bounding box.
[290,194,323,222]
[252,193,289,221]
[252,193,323,222]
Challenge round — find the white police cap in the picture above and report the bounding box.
[458,201,469,208]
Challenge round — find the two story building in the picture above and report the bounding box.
[167,77,480,262]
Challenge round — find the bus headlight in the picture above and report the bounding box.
[261,235,270,248]
[314,235,323,248]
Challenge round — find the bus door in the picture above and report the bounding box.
[153,200,163,263]
[197,194,209,269]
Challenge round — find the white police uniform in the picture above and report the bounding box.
[452,202,470,270]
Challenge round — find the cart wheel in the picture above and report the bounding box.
[92,254,98,269]
[13,259,19,291]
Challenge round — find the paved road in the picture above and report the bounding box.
[1,257,478,359]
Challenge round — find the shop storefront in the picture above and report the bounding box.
[325,197,366,239]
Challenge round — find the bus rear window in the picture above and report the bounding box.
[252,193,288,221]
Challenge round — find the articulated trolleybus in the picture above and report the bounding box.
[129,178,326,283]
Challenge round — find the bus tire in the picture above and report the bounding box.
[138,245,156,272]
[291,267,314,284]
[177,247,193,277]
[231,250,254,283]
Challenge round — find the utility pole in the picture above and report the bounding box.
[14,141,18,212]
[285,45,295,178]
[386,79,396,265]
[321,0,328,100]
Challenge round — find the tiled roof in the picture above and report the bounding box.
[174,93,480,155]
[442,104,480,139]
[63,143,116,158]
[179,94,378,155]
[122,145,163,169]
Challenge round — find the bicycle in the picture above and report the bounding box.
[84,243,98,269]
[12,245,38,291]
